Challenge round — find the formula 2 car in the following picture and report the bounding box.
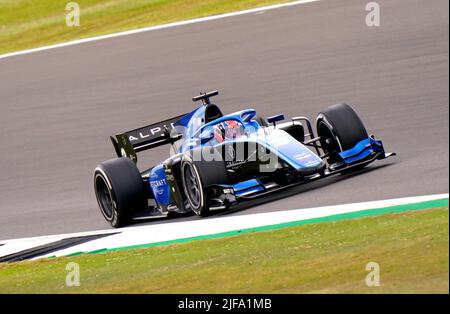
[94,90,395,227]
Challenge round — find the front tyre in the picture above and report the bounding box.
[94,157,147,227]
[317,103,368,165]
[181,148,228,216]
[181,160,206,216]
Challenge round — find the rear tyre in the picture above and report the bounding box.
[181,148,228,216]
[317,103,368,165]
[94,157,147,227]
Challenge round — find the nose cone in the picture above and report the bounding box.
[259,129,325,174]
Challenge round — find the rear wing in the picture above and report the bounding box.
[110,114,185,163]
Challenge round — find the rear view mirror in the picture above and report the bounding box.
[266,114,285,126]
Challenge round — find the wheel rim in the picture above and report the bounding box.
[318,121,341,153]
[182,162,202,210]
[95,174,114,220]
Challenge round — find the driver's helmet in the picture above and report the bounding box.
[213,120,245,143]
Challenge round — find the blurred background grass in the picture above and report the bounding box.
[0,0,292,54]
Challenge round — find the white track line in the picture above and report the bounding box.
[0,0,319,60]
[0,193,447,260]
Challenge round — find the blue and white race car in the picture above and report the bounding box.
[94,91,395,227]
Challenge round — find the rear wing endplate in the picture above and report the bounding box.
[110,114,185,163]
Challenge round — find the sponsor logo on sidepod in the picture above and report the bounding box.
[150,177,167,196]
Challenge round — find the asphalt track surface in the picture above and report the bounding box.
[0,0,448,239]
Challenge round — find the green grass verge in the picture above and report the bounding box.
[0,207,448,293]
[70,198,449,255]
[0,0,293,55]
